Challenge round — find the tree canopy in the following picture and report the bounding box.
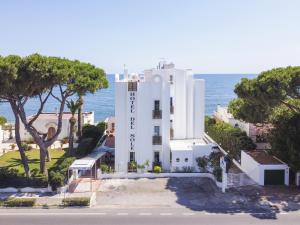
[0,54,108,174]
[228,66,300,172]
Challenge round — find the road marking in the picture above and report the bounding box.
[183,212,195,216]
[117,212,129,216]
[139,212,152,216]
[0,212,109,216]
[159,213,172,216]
[280,212,288,215]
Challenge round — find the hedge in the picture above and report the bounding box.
[4,198,36,207]
[0,168,48,188]
[62,197,90,206]
[205,116,256,160]
[48,157,76,190]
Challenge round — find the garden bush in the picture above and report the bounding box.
[76,138,95,157]
[213,167,222,182]
[49,171,64,191]
[0,168,48,188]
[182,166,194,173]
[196,156,209,172]
[100,164,110,173]
[48,156,76,190]
[205,116,256,160]
[62,197,90,207]
[21,143,33,151]
[5,198,36,207]
[153,166,161,173]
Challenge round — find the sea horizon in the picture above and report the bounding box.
[0,74,257,123]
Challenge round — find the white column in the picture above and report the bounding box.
[193,79,205,139]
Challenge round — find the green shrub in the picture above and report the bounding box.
[182,166,194,173]
[62,197,90,207]
[205,116,256,160]
[153,166,161,173]
[0,116,7,126]
[0,167,48,188]
[196,156,209,172]
[76,138,95,157]
[49,171,64,191]
[5,198,36,207]
[213,167,222,182]
[100,164,109,173]
[21,143,33,151]
[208,151,223,168]
[48,157,76,190]
[58,157,76,174]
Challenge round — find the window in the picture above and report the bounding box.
[176,158,180,163]
[128,81,137,91]
[112,123,115,130]
[154,126,160,136]
[170,97,174,114]
[170,75,173,83]
[154,100,160,111]
[129,152,135,162]
[185,158,188,162]
[154,152,160,163]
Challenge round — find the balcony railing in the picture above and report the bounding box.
[152,135,162,145]
[152,110,162,119]
[170,105,174,114]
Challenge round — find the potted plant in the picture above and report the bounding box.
[144,160,150,172]
[137,164,145,173]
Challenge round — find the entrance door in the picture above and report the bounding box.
[264,170,285,185]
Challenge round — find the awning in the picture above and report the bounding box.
[69,151,106,170]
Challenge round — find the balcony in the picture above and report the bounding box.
[128,82,137,91]
[170,128,174,140]
[152,135,162,145]
[170,105,174,114]
[152,110,162,119]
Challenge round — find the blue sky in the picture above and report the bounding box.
[0,0,300,74]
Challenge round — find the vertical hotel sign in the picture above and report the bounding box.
[128,82,137,154]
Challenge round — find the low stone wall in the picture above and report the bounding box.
[0,186,52,193]
[99,172,223,188]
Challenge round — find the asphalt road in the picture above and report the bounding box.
[1,208,300,225]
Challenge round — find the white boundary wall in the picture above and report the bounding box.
[98,172,222,189]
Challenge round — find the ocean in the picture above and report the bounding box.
[0,74,256,123]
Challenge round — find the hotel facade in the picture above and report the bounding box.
[115,62,206,172]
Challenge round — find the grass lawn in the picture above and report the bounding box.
[0,149,67,174]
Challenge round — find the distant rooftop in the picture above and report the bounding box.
[170,139,208,151]
[245,150,285,165]
[28,112,93,120]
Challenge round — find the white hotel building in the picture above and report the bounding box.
[115,62,212,173]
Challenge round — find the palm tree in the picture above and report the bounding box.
[67,99,81,156]
[77,95,84,139]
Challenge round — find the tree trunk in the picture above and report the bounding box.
[77,96,83,139]
[15,115,31,177]
[69,118,75,156]
[39,148,47,174]
[46,148,51,161]
[10,101,31,177]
